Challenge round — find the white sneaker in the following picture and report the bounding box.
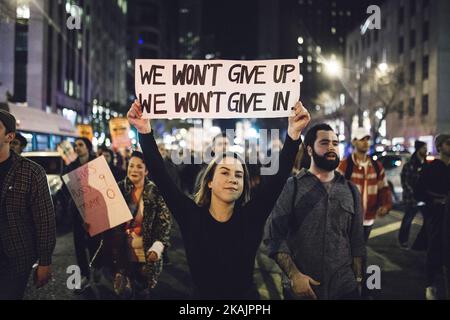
[425,286,437,300]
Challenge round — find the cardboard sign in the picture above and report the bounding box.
[62,156,132,236]
[135,59,300,119]
[57,140,77,165]
[109,117,132,149]
[77,124,94,141]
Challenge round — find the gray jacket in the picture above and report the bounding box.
[264,169,366,299]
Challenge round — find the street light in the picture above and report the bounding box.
[378,62,388,73]
[324,56,342,78]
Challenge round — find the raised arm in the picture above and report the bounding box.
[245,101,310,223]
[128,100,197,225]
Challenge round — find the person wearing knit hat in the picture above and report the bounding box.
[415,133,450,299]
[0,109,55,299]
[399,140,428,249]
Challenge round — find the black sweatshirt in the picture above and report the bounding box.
[139,132,301,299]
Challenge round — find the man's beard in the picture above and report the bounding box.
[312,148,340,172]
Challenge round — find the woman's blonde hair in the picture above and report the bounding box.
[194,152,251,208]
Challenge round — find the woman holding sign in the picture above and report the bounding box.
[127,99,310,299]
[103,151,172,298]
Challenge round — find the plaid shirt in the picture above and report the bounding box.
[400,153,425,207]
[338,155,392,220]
[0,151,56,276]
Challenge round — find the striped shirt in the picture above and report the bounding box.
[338,154,393,222]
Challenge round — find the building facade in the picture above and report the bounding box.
[345,0,450,151]
[0,0,127,125]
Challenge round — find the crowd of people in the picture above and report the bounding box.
[1,104,449,300]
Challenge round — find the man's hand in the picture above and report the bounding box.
[34,265,52,288]
[127,99,152,134]
[146,250,159,263]
[291,272,320,300]
[376,206,389,217]
[287,101,311,140]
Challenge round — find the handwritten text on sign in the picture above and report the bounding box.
[62,156,132,236]
[135,59,300,119]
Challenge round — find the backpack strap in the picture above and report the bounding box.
[292,177,297,212]
[344,157,354,180]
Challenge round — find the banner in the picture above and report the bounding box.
[109,117,132,149]
[135,59,300,119]
[62,156,132,236]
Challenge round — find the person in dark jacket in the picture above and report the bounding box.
[398,140,428,249]
[415,133,450,300]
[63,137,99,293]
[0,109,56,299]
[103,151,172,298]
[98,147,126,182]
[127,99,310,299]
[264,123,365,300]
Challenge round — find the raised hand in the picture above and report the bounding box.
[288,101,311,140]
[127,99,152,134]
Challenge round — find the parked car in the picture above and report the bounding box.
[22,151,70,229]
[373,152,411,205]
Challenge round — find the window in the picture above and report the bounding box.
[423,56,429,79]
[398,101,404,119]
[398,37,404,54]
[398,6,404,25]
[423,21,429,41]
[410,30,416,48]
[408,98,415,116]
[410,62,416,84]
[140,32,159,45]
[421,94,429,115]
[410,0,416,15]
[399,71,405,85]
[140,48,158,58]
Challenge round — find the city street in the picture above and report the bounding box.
[23,209,431,300]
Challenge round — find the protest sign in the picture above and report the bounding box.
[135,59,300,119]
[77,124,94,141]
[57,140,77,165]
[109,117,132,149]
[62,156,132,236]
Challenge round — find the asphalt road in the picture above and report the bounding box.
[23,209,435,300]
